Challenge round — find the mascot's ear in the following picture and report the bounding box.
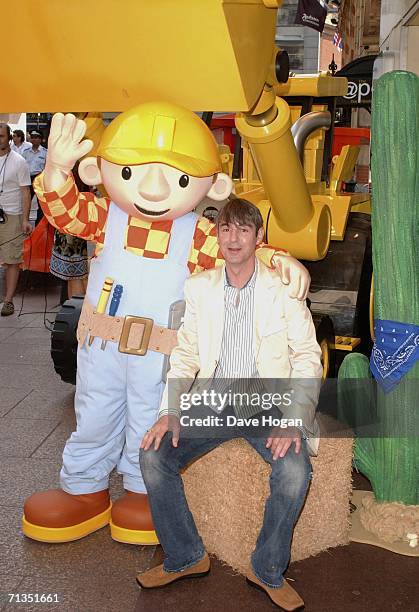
[78,157,102,186]
[206,173,233,202]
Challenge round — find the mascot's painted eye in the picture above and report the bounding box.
[122,167,132,180]
[179,174,189,188]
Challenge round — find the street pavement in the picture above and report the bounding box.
[0,272,417,612]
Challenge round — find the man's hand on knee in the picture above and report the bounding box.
[140,415,180,451]
[266,426,301,460]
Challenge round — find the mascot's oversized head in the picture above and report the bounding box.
[78,101,233,221]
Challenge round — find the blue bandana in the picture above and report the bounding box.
[370,319,419,393]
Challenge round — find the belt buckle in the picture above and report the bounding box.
[118,316,153,356]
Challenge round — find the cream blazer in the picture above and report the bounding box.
[160,261,323,454]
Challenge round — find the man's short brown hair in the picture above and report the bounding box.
[216,197,264,235]
[13,129,25,141]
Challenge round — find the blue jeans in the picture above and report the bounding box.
[139,430,312,588]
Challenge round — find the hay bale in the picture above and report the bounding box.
[182,431,353,575]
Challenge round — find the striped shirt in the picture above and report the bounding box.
[212,260,266,417]
[215,261,258,379]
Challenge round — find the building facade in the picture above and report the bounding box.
[276,0,321,73]
[375,0,419,77]
[338,0,381,65]
[319,23,343,72]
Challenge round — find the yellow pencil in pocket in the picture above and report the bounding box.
[88,277,114,346]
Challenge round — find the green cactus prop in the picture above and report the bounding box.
[339,70,419,509]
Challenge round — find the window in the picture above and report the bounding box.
[277,0,298,27]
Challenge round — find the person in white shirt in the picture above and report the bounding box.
[0,124,32,316]
[11,130,32,156]
[23,130,47,224]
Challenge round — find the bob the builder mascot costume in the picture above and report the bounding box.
[22,102,310,545]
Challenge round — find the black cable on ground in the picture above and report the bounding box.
[12,225,58,331]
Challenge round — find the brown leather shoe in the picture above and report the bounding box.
[110,491,158,545]
[246,570,304,611]
[136,553,210,589]
[22,489,111,543]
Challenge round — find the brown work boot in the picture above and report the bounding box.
[246,570,304,611]
[110,491,158,545]
[1,301,14,316]
[22,489,111,543]
[136,553,210,589]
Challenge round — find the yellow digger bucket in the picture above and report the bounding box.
[2,0,281,112]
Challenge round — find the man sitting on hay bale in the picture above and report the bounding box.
[137,199,322,611]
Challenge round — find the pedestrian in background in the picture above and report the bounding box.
[23,130,47,225]
[0,124,32,316]
[49,162,89,299]
[11,130,32,156]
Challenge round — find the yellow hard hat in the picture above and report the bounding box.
[97,101,222,177]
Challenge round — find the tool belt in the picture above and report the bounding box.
[77,299,178,356]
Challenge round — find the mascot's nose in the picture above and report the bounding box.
[138,166,171,202]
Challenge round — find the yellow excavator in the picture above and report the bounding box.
[3,0,372,377]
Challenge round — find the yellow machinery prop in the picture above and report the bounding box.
[3,0,372,368]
